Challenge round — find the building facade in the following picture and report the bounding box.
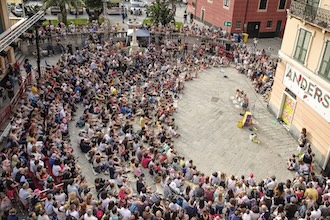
[0,0,16,70]
[269,0,330,174]
[187,0,291,38]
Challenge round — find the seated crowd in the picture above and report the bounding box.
[0,25,330,220]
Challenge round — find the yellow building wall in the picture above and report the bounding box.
[320,0,330,10]
[270,15,330,161]
[280,18,325,70]
[280,17,299,58]
[292,98,330,157]
[0,0,10,29]
[269,62,286,110]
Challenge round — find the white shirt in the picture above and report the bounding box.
[52,165,61,177]
[101,197,111,211]
[83,213,97,220]
[118,207,131,220]
[66,210,79,219]
[310,209,321,220]
[19,188,31,205]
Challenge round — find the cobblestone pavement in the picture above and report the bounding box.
[173,66,298,182]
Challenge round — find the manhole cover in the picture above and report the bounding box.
[211,97,220,102]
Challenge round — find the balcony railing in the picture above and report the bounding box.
[289,0,330,30]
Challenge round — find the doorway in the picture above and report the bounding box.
[275,20,282,37]
[201,7,205,22]
[247,22,260,38]
[280,94,296,129]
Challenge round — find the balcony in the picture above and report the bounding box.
[289,0,330,30]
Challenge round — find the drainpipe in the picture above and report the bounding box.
[243,0,249,32]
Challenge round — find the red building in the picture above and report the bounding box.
[187,0,291,38]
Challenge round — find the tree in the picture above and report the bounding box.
[43,0,69,24]
[24,4,43,18]
[167,0,177,18]
[147,0,175,26]
[84,0,103,22]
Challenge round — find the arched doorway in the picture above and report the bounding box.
[201,7,205,22]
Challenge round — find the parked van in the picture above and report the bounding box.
[68,1,84,15]
[50,6,61,15]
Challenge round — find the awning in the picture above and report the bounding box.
[108,0,122,3]
[7,0,23,4]
[127,29,150,37]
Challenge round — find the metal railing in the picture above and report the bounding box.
[0,11,44,51]
[289,0,330,30]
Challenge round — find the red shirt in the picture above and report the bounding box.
[118,189,128,206]
[141,157,152,168]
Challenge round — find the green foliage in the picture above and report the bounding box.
[43,0,69,24]
[84,0,104,21]
[147,0,175,26]
[175,21,183,32]
[142,19,153,25]
[84,0,103,9]
[43,18,90,26]
[24,5,43,18]
[143,19,182,32]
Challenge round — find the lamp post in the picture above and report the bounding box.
[35,26,41,79]
[103,0,107,20]
[34,17,46,79]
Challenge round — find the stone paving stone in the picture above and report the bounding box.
[174,67,297,182]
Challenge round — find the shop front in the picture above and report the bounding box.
[276,64,330,172]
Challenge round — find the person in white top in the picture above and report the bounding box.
[310,205,321,220]
[19,183,31,208]
[118,203,131,220]
[83,209,97,220]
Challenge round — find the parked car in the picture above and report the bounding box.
[50,6,61,15]
[129,3,142,15]
[130,0,147,8]
[11,4,23,17]
[68,2,84,15]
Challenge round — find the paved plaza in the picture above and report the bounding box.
[173,66,298,182]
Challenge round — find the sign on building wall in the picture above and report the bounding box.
[283,64,330,123]
[281,95,296,126]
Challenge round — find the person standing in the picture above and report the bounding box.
[190,12,194,23]
[23,59,32,74]
[253,38,258,49]
[240,94,249,116]
[298,128,307,154]
[121,6,125,23]
[5,80,14,100]
[183,11,188,23]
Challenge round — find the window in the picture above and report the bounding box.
[319,41,330,81]
[307,0,320,7]
[278,0,286,10]
[259,0,268,10]
[207,0,213,3]
[224,0,230,7]
[235,21,242,29]
[294,29,312,63]
[266,20,272,28]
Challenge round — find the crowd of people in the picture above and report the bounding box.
[0,20,330,220]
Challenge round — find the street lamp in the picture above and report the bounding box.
[103,0,107,20]
[35,17,46,79]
